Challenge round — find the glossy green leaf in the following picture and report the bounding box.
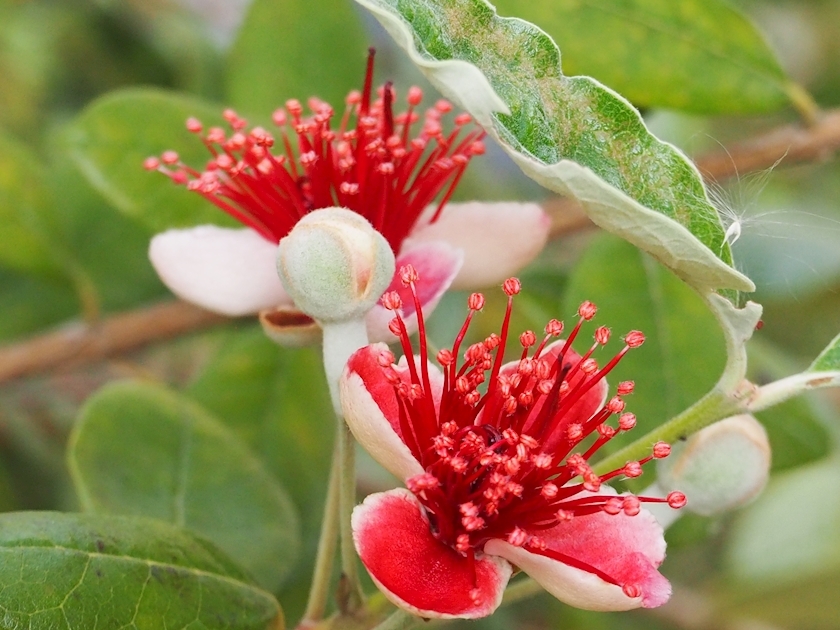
[46,140,169,312]
[68,380,301,593]
[355,0,754,297]
[226,0,369,114]
[0,511,283,630]
[0,131,63,279]
[187,329,334,622]
[722,460,840,629]
[563,234,726,446]
[64,89,233,233]
[491,0,794,114]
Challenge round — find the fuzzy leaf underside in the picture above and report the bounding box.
[0,512,282,630]
[355,0,754,296]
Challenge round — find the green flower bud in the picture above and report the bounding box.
[657,414,771,516]
[276,208,395,323]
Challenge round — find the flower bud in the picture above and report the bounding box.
[657,414,770,516]
[276,208,395,323]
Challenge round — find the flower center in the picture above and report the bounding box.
[144,49,485,252]
[380,267,685,594]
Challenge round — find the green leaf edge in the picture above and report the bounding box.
[808,331,840,373]
[355,0,755,296]
[67,379,302,592]
[0,511,283,628]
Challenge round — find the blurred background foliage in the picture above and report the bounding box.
[0,0,839,628]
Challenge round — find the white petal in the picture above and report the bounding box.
[149,226,292,316]
[405,202,550,290]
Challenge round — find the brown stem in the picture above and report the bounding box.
[0,300,228,383]
[3,111,840,385]
[694,108,840,182]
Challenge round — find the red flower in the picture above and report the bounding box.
[341,269,685,618]
[145,50,548,340]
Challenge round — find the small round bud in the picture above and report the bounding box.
[276,207,395,323]
[657,414,770,516]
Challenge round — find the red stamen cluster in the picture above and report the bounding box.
[144,49,485,252]
[380,266,685,597]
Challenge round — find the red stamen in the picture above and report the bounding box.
[147,50,484,251]
[376,274,684,590]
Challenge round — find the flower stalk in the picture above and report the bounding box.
[301,442,342,626]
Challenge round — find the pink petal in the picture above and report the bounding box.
[352,489,512,619]
[341,345,432,480]
[485,505,669,611]
[149,226,292,316]
[366,241,463,343]
[405,202,550,290]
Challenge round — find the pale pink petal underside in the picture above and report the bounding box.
[341,345,425,481]
[149,226,292,316]
[366,241,463,343]
[406,201,550,290]
[352,489,512,619]
[485,506,669,611]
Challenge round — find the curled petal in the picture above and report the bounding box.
[352,489,512,619]
[406,202,550,290]
[341,345,427,480]
[366,241,463,343]
[149,226,291,316]
[485,506,668,610]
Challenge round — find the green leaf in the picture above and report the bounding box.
[187,329,334,622]
[226,0,369,114]
[355,0,754,296]
[0,268,78,342]
[721,460,840,628]
[491,0,794,114]
[67,380,301,593]
[0,511,283,630]
[64,88,234,233]
[808,331,840,372]
[563,234,726,445]
[0,131,64,279]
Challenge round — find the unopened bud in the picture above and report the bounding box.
[276,208,395,323]
[657,414,770,516]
